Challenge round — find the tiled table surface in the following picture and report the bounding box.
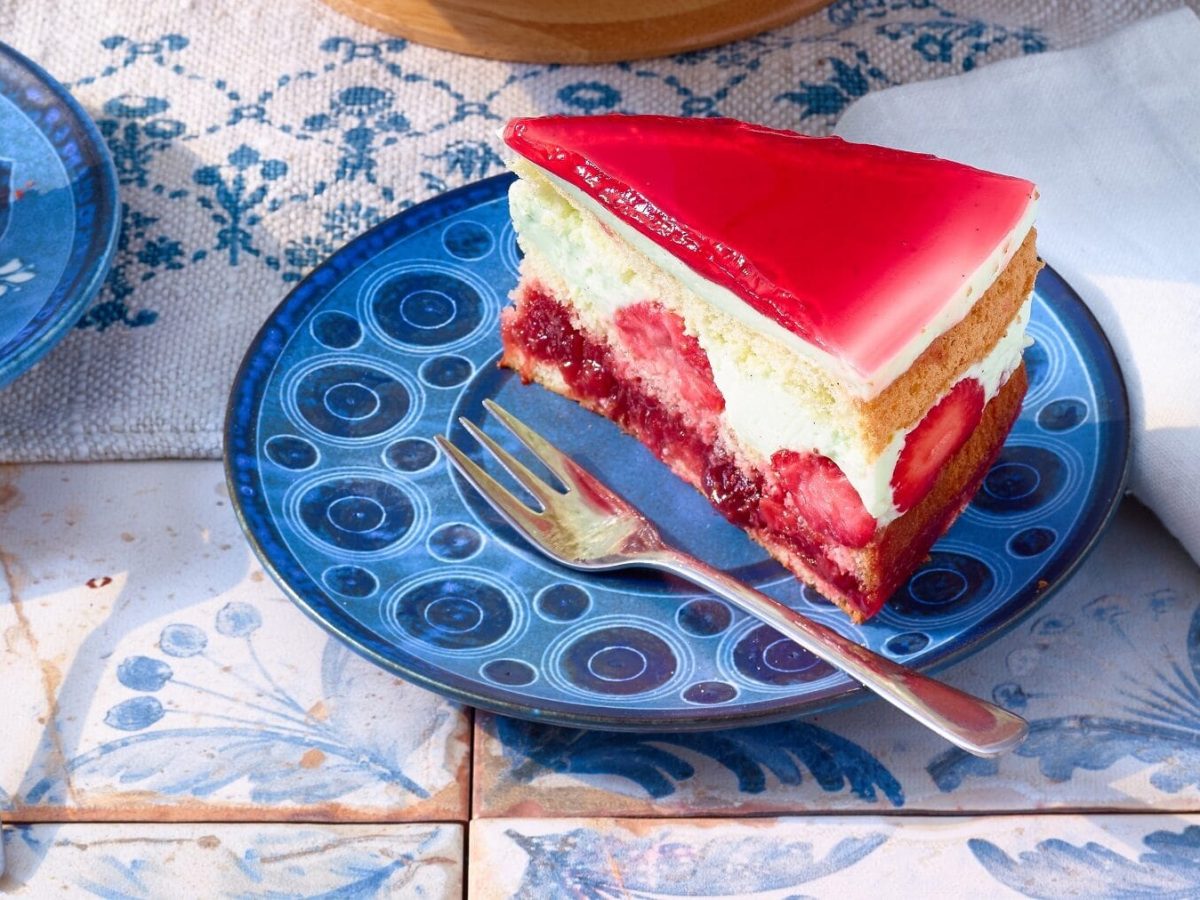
[2,461,1199,897]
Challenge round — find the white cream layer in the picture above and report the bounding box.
[526,163,1036,401]
[509,169,1031,526]
[709,299,1030,525]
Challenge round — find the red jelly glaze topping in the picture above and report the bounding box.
[504,115,1036,379]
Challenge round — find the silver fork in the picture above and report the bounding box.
[436,400,1028,757]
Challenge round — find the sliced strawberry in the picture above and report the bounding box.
[891,378,985,513]
[771,450,876,548]
[614,302,724,413]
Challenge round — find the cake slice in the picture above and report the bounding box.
[498,115,1041,622]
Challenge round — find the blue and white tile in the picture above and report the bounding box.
[1,822,462,897]
[0,461,470,820]
[474,499,1200,816]
[470,814,1200,898]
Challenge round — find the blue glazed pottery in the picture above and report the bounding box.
[0,41,119,387]
[227,174,1129,731]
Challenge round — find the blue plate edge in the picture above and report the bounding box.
[0,40,121,388]
[223,179,1133,734]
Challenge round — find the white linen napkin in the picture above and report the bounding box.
[835,8,1200,567]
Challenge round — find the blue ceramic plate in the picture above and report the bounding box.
[0,42,119,387]
[227,174,1130,731]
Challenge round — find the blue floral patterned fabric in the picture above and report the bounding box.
[0,0,1185,460]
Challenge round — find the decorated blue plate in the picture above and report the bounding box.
[226,174,1129,731]
[0,42,119,387]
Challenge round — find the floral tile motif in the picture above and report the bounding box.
[474,500,1200,816]
[470,814,1200,898]
[1,822,462,897]
[472,712,907,817]
[0,461,470,821]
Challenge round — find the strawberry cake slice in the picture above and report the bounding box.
[498,115,1041,622]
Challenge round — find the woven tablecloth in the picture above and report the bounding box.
[0,0,1192,461]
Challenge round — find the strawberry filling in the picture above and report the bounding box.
[765,450,877,549]
[614,302,725,416]
[503,289,884,612]
[502,287,1024,621]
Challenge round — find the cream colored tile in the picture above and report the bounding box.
[0,462,470,821]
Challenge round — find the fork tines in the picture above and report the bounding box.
[434,400,577,524]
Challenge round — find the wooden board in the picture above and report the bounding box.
[319,0,836,64]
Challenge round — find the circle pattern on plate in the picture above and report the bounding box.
[226,174,1130,731]
[285,357,420,444]
[382,570,524,656]
[265,435,319,470]
[731,623,837,689]
[362,263,493,353]
[561,627,676,695]
[677,598,733,637]
[543,616,690,701]
[427,522,484,562]
[311,311,363,349]
[323,564,378,599]
[288,472,425,557]
[536,583,592,623]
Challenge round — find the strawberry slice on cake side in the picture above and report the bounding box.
[498,115,1042,622]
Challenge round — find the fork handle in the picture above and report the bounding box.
[644,549,1028,758]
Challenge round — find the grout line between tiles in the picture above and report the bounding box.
[7,809,1200,828]
[4,808,1200,827]
[463,706,475,900]
[460,811,1200,825]
[0,817,470,826]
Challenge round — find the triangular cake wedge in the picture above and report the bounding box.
[499,115,1041,622]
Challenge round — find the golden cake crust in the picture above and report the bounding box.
[858,232,1041,455]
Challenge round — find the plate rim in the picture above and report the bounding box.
[225,173,1131,732]
[0,40,120,387]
